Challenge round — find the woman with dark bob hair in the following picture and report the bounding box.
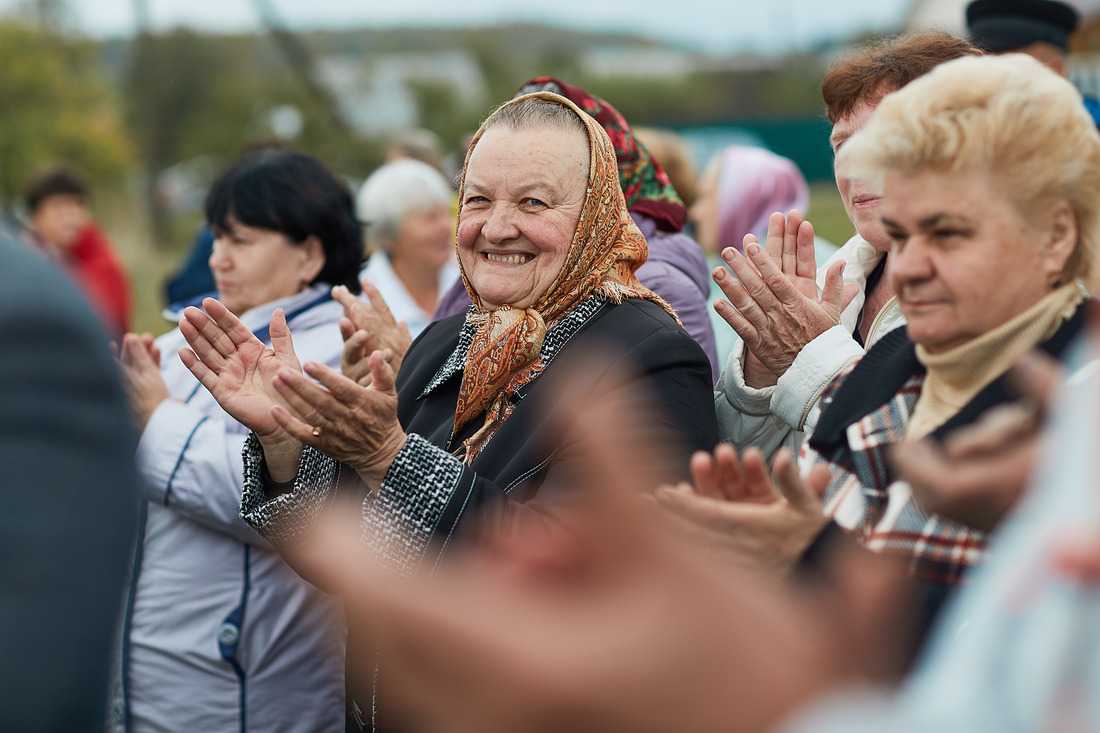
[112,149,362,732]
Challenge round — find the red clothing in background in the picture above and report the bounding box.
[54,222,132,337]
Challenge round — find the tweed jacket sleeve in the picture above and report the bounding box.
[240,297,718,580]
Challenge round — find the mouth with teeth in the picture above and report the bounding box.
[484,252,533,265]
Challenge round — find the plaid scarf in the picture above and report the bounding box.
[453,92,674,461]
[805,305,1087,587]
[519,77,688,233]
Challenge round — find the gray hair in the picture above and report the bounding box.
[356,158,453,253]
[483,95,588,139]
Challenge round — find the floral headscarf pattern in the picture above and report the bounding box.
[452,91,676,461]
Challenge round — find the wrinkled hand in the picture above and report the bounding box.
[892,350,1063,533]
[714,210,858,387]
[336,279,412,386]
[270,348,407,490]
[762,209,819,300]
[177,297,304,473]
[654,444,831,574]
[117,332,171,431]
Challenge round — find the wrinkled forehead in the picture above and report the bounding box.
[463,122,593,191]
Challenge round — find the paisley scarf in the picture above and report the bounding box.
[453,91,675,461]
[518,77,688,233]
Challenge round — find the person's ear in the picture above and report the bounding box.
[299,235,326,285]
[1042,200,1077,287]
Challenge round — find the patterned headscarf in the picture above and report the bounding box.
[453,91,675,461]
[518,77,688,233]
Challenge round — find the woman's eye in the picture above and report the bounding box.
[523,198,547,208]
[464,195,488,207]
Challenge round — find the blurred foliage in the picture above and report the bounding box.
[0,21,132,212]
[0,17,854,322]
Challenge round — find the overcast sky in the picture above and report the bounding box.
[0,0,915,53]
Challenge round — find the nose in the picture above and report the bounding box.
[209,235,231,270]
[481,203,519,244]
[888,237,933,288]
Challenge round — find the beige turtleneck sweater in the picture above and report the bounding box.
[906,283,1083,440]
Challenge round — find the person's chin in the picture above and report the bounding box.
[854,220,890,250]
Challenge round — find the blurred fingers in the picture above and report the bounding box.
[772,448,819,511]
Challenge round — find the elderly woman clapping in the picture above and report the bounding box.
[179,92,718,710]
[659,54,1097,603]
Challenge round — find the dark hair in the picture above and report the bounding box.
[821,31,983,124]
[25,167,89,212]
[204,149,363,293]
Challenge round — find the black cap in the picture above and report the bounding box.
[967,0,1079,52]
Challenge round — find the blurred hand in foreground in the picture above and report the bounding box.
[305,371,923,733]
[654,443,831,575]
[892,349,1064,533]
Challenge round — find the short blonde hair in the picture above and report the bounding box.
[838,53,1100,282]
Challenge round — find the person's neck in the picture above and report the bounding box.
[391,255,440,315]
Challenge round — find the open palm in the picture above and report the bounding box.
[178,297,302,440]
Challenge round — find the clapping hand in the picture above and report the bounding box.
[268,349,407,491]
[713,210,858,388]
[655,443,831,574]
[303,374,845,733]
[116,332,170,431]
[335,279,412,386]
[178,297,304,477]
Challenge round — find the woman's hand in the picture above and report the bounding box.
[654,444,830,575]
[269,348,408,491]
[714,210,858,388]
[177,297,304,476]
[335,279,413,386]
[117,332,171,431]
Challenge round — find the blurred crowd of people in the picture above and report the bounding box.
[6,1,1100,732]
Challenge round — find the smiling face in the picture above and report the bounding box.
[457,124,590,311]
[209,216,325,316]
[832,97,891,251]
[882,167,1075,354]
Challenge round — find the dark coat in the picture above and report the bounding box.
[0,236,139,731]
[392,295,719,554]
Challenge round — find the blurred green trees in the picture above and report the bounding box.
[0,17,847,259]
[0,21,132,213]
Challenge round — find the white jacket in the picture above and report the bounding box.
[360,252,460,339]
[111,286,347,733]
[714,234,906,459]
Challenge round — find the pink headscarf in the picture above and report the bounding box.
[716,146,809,254]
